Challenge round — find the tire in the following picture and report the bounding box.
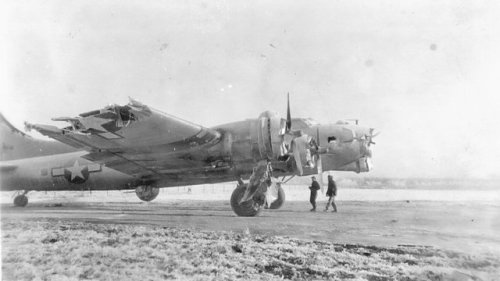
[230,184,262,217]
[13,195,28,207]
[135,186,160,202]
[269,185,285,209]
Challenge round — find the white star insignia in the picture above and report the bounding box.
[66,160,85,181]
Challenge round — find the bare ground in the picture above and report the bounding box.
[1,197,500,280]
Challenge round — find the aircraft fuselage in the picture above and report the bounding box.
[1,117,373,192]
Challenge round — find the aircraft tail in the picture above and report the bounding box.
[0,113,77,161]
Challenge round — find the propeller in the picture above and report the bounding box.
[357,128,379,148]
[284,94,305,175]
[354,128,380,145]
[291,141,303,175]
[284,94,323,176]
[317,127,320,147]
[367,129,380,146]
[356,128,379,158]
[315,127,326,186]
[286,92,292,132]
[290,135,311,175]
[284,94,304,175]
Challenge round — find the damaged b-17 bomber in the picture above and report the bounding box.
[0,97,377,216]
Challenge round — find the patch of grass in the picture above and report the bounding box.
[2,219,499,280]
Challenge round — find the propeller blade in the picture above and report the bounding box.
[317,156,322,174]
[286,93,292,132]
[291,139,303,176]
[317,156,325,186]
[316,127,320,147]
[292,141,304,176]
[368,130,380,146]
[313,127,323,170]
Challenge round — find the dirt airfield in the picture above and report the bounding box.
[1,186,500,280]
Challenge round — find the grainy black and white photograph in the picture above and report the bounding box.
[1,1,499,280]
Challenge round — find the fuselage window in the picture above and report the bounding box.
[327,136,337,143]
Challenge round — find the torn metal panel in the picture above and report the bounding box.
[24,123,90,150]
[26,98,223,178]
[39,98,221,149]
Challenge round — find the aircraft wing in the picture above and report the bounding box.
[27,98,222,179]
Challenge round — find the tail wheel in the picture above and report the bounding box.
[230,184,263,217]
[13,195,28,207]
[135,185,160,202]
[269,185,286,209]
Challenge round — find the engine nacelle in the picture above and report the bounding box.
[319,139,372,173]
[254,111,286,160]
[336,157,372,173]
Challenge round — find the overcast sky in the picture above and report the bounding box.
[1,0,500,178]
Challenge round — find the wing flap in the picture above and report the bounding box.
[81,151,160,178]
[82,149,216,178]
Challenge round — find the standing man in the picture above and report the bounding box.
[324,175,337,212]
[309,176,321,211]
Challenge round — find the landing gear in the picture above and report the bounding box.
[230,160,273,217]
[135,185,160,202]
[230,183,263,217]
[268,184,286,209]
[13,191,29,207]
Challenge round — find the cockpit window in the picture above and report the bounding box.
[328,136,337,143]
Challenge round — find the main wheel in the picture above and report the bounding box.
[230,184,263,217]
[13,195,28,207]
[269,185,286,209]
[135,186,160,202]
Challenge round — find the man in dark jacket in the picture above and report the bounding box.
[324,175,337,212]
[309,176,321,211]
